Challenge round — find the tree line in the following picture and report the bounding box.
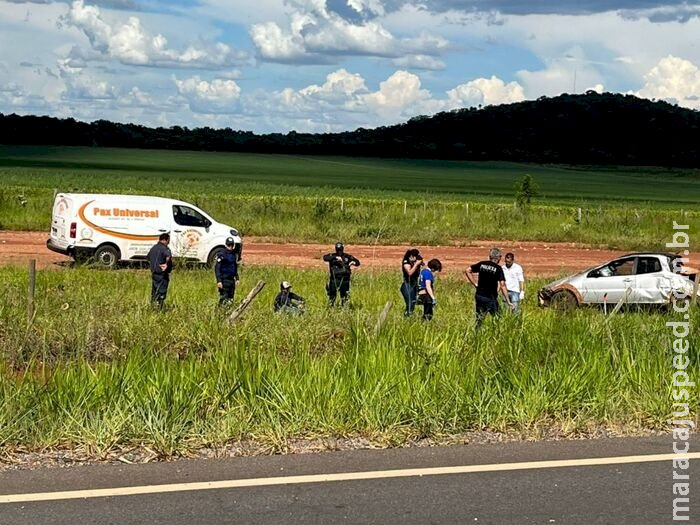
[1,92,699,167]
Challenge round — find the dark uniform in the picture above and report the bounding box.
[470,260,506,326]
[147,241,172,307]
[215,247,239,307]
[323,244,360,306]
[274,290,305,313]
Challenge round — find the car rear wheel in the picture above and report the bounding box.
[550,290,578,311]
[207,246,225,269]
[93,245,120,269]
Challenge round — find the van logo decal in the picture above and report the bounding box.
[183,229,201,247]
[78,201,160,241]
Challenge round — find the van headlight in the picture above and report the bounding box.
[230,228,240,237]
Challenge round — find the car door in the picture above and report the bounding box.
[170,204,210,260]
[582,257,636,304]
[631,256,672,304]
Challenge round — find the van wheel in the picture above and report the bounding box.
[93,245,120,269]
[550,290,578,311]
[207,246,225,269]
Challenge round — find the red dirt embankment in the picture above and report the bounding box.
[0,230,629,277]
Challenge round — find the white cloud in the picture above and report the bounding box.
[392,54,446,70]
[65,76,116,100]
[61,0,250,68]
[300,68,368,100]
[348,0,385,17]
[259,68,522,130]
[635,55,700,108]
[175,76,241,101]
[249,18,309,62]
[250,1,448,63]
[446,76,525,107]
[516,49,606,98]
[358,70,442,119]
[174,75,242,114]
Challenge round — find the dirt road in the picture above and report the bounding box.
[0,230,627,277]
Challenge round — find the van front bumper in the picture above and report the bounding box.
[46,238,72,256]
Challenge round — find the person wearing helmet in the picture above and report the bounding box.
[274,281,305,314]
[322,242,361,306]
[215,237,239,307]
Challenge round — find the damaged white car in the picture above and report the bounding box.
[538,252,699,310]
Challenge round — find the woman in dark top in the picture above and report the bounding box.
[400,248,424,316]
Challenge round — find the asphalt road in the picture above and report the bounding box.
[1,436,697,525]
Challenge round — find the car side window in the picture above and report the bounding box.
[173,205,206,227]
[636,257,662,275]
[599,258,635,278]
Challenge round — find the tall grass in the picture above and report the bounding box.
[0,265,696,456]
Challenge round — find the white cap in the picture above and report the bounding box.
[281,281,292,289]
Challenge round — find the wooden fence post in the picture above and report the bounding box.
[577,207,582,223]
[28,259,36,323]
[228,280,266,324]
[608,288,631,319]
[403,201,407,215]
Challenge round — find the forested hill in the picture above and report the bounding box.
[1,92,699,167]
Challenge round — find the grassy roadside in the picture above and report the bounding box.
[1,265,696,457]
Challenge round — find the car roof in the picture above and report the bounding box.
[617,252,679,259]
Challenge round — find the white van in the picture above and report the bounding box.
[47,193,242,269]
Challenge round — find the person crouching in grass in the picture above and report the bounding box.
[417,259,443,320]
[274,281,305,315]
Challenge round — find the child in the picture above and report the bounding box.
[417,259,443,320]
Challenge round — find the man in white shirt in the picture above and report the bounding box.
[502,252,525,312]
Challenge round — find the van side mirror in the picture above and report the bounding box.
[588,270,600,278]
[204,219,211,231]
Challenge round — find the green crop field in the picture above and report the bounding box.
[1,145,699,249]
[1,265,695,456]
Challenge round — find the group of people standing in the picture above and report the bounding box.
[399,247,525,324]
[146,233,525,325]
[147,232,243,309]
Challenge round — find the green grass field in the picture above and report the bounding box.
[1,265,694,456]
[2,145,700,203]
[1,146,698,458]
[1,146,699,249]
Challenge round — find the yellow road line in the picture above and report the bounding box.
[2,452,697,504]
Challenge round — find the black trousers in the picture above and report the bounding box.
[475,294,499,326]
[218,278,236,306]
[418,294,434,320]
[327,275,350,305]
[151,274,169,307]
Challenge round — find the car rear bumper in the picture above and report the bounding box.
[46,238,72,256]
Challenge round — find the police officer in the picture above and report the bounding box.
[215,237,239,307]
[322,242,360,306]
[147,232,172,308]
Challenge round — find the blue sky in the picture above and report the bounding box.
[1,0,699,132]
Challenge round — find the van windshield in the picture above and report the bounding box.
[173,205,208,228]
